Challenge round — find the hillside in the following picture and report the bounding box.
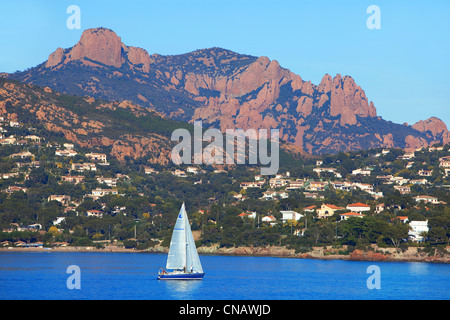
[0,76,448,258]
[6,27,449,154]
[0,77,189,164]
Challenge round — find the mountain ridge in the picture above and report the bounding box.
[5,27,448,154]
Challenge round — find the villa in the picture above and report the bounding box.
[86,210,104,218]
[352,168,371,176]
[317,204,345,219]
[280,210,304,221]
[346,203,371,213]
[339,212,365,221]
[414,195,439,204]
[72,163,97,172]
[55,149,78,157]
[61,175,85,184]
[409,220,429,242]
[86,152,108,163]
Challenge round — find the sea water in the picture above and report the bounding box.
[0,252,448,300]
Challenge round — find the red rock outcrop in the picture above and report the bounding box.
[124,46,151,72]
[45,28,151,72]
[190,59,377,138]
[319,74,377,125]
[412,117,450,145]
[350,249,387,261]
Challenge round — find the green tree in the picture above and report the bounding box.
[384,223,409,248]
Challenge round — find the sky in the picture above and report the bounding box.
[0,0,449,127]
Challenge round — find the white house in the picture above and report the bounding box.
[240,181,264,189]
[410,179,428,185]
[86,210,104,218]
[393,216,409,223]
[409,220,429,242]
[375,203,385,214]
[86,152,108,163]
[172,169,187,177]
[313,167,337,175]
[86,188,119,201]
[269,177,288,188]
[0,136,16,145]
[353,183,374,193]
[91,188,118,197]
[4,185,28,194]
[414,195,438,204]
[330,181,353,191]
[25,135,42,142]
[144,167,159,174]
[391,176,410,185]
[394,185,411,195]
[418,170,433,177]
[303,205,317,213]
[352,168,371,176]
[439,156,450,168]
[72,163,97,172]
[340,212,365,221]
[280,210,304,221]
[262,215,277,225]
[53,217,66,226]
[261,190,288,200]
[428,146,444,151]
[397,152,415,160]
[97,177,118,187]
[238,211,257,219]
[445,168,450,177]
[61,175,85,184]
[346,203,371,213]
[9,151,34,159]
[48,195,71,205]
[186,166,200,174]
[55,149,78,157]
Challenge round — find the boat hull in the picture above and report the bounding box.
[157,272,204,280]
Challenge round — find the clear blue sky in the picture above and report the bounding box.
[0,0,449,127]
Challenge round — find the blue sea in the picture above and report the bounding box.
[0,252,448,300]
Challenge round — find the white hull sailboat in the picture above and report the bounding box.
[157,203,204,280]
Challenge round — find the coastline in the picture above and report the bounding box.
[1,244,449,263]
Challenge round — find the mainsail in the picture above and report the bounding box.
[166,203,203,273]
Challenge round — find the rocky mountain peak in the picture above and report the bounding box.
[317,73,377,125]
[412,116,450,145]
[45,27,151,72]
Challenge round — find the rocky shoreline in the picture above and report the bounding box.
[1,244,449,263]
[196,245,450,263]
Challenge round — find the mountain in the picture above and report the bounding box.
[5,27,448,154]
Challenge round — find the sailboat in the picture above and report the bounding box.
[157,203,204,280]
